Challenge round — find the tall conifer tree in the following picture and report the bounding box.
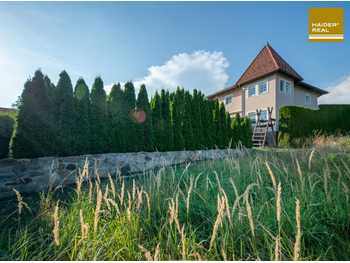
[160,89,172,151]
[56,71,76,156]
[151,91,162,151]
[171,88,185,150]
[183,91,194,150]
[90,77,108,154]
[12,70,53,158]
[136,84,153,151]
[108,83,125,152]
[74,78,90,154]
[124,82,137,152]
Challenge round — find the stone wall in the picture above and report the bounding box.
[0,149,245,199]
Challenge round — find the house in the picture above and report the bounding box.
[207,43,328,129]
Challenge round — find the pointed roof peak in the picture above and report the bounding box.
[236,44,303,86]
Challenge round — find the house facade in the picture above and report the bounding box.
[208,44,328,129]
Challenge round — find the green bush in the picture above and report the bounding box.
[0,115,15,159]
[278,105,350,147]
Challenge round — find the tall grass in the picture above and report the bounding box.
[0,148,350,260]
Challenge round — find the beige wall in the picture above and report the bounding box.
[294,86,319,109]
[242,74,277,119]
[275,73,319,128]
[211,72,322,130]
[217,88,243,115]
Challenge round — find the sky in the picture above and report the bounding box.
[0,1,349,107]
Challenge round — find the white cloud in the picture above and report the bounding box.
[319,75,350,104]
[106,50,230,96]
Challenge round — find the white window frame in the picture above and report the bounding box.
[258,80,269,95]
[260,109,268,121]
[247,111,257,124]
[279,79,292,95]
[248,108,270,125]
[248,85,257,97]
[305,94,311,105]
[224,95,233,105]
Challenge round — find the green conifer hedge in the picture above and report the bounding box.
[9,70,253,158]
[278,105,350,146]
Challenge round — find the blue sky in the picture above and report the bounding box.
[1,1,349,107]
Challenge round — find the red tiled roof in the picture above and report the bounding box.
[235,44,303,86]
[207,44,327,99]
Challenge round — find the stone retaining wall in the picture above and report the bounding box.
[0,149,245,199]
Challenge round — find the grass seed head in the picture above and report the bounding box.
[293,199,302,261]
[265,161,277,190]
[93,187,103,234]
[276,182,282,223]
[107,173,116,199]
[79,209,89,240]
[245,193,255,238]
[209,195,226,249]
[52,201,60,246]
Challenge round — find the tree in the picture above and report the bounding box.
[108,83,125,152]
[55,71,76,156]
[231,113,242,147]
[224,112,232,147]
[90,76,108,154]
[201,98,213,149]
[74,78,90,154]
[191,89,204,149]
[43,74,58,155]
[241,117,252,147]
[170,88,185,150]
[12,70,54,158]
[212,100,221,148]
[151,91,162,151]
[160,89,172,151]
[124,82,137,152]
[136,84,153,151]
[218,103,229,148]
[0,116,15,159]
[183,91,194,150]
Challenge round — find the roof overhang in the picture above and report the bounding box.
[296,81,329,96]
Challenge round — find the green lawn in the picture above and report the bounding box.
[1,147,350,260]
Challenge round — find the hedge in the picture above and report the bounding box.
[278,105,350,147]
[0,115,15,159]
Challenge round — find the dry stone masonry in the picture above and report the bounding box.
[0,149,245,199]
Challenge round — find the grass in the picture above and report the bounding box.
[0,147,350,260]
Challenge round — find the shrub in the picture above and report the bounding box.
[0,115,15,159]
[278,105,350,147]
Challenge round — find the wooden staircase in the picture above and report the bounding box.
[252,107,276,148]
[252,121,268,147]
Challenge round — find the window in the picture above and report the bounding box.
[305,94,311,105]
[225,95,232,105]
[248,85,257,97]
[258,81,268,94]
[285,81,291,95]
[248,112,257,124]
[279,80,285,93]
[280,79,292,95]
[260,110,268,121]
